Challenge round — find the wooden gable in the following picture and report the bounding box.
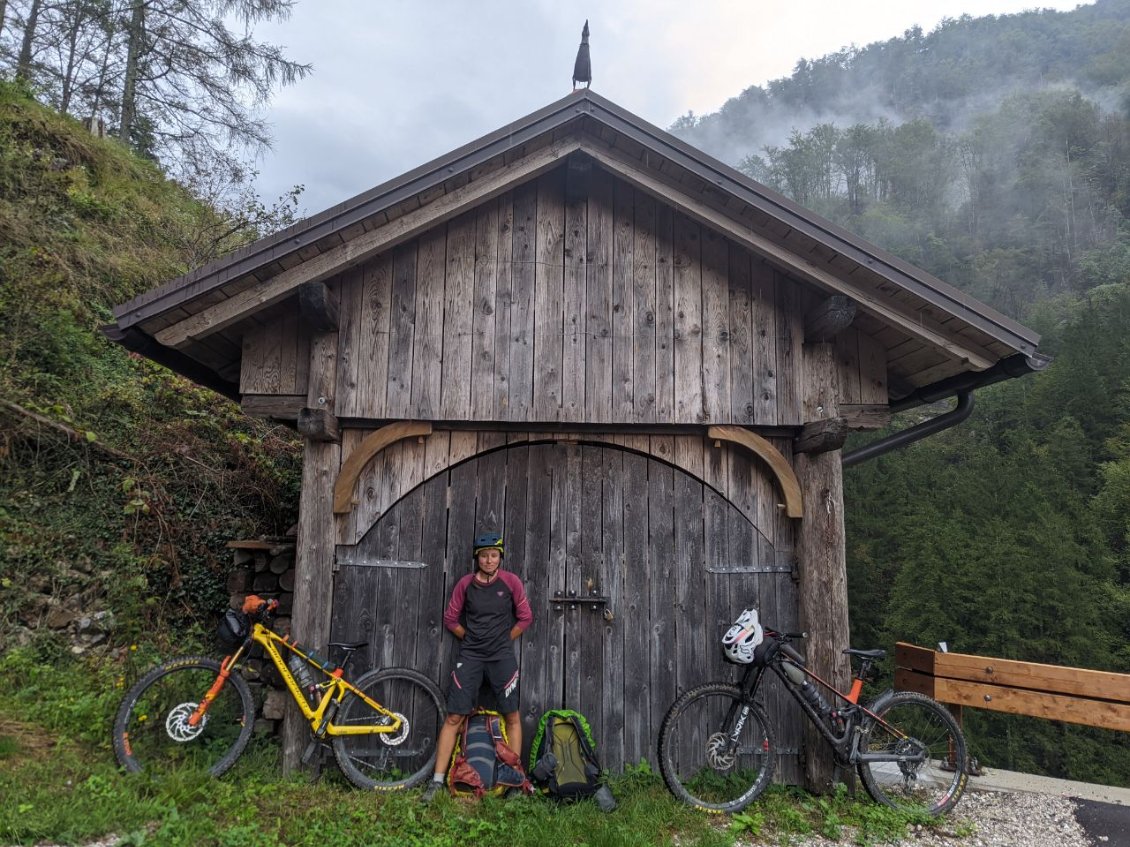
[108,91,1043,422]
[236,168,888,429]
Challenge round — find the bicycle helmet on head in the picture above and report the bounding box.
[722,608,764,664]
[472,531,504,558]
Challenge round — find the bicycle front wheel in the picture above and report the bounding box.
[658,682,776,813]
[858,691,968,815]
[112,656,255,778]
[331,667,445,790]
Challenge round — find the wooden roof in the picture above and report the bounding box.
[108,89,1043,406]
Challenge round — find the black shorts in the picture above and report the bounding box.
[446,651,520,715]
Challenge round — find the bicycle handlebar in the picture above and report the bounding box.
[241,594,279,619]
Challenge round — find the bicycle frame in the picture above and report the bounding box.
[188,622,404,738]
[737,643,925,767]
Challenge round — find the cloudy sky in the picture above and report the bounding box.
[253,0,1086,215]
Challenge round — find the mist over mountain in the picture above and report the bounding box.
[676,1,1126,165]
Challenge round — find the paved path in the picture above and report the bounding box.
[973,767,1130,846]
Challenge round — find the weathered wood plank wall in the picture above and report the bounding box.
[238,169,887,424]
[330,439,801,780]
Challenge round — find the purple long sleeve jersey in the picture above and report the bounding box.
[443,569,533,659]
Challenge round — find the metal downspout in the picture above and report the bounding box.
[841,391,975,468]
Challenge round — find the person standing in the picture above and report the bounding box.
[420,531,533,803]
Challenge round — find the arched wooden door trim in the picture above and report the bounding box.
[339,438,784,563]
[335,429,799,547]
[332,420,432,515]
[707,425,803,518]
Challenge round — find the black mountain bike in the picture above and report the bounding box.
[658,622,968,815]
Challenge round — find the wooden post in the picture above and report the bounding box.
[795,341,851,794]
[282,314,341,773]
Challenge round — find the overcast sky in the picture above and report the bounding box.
[253,0,1087,215]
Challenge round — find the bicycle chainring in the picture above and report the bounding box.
[896,737,927,778]
[165,702,206,742]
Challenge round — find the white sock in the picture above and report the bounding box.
[432,773,444,783]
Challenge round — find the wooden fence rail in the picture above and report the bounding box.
[895,643,1130,732]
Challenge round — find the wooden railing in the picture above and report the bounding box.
[895,643,1130,732]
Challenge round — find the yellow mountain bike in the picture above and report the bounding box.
[112,595,445,790]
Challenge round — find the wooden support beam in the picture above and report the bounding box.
[794,342,851,795]
[241,394,304,420]
[297,406,340,442]
[804,295,856,343]
[298,281,339,333]
[156,138,584,348]
[333,421,434,515]
[839,404,891,431]
[795,417,848,454]
[284,326,341,774]
[707,425,803,518]
[581,142,996,371]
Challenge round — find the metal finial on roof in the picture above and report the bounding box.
[572,20,591,90]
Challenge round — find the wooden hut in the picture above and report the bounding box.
[107,90,1045,788]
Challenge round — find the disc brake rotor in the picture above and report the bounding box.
[380,712,409,746]
[166,702,206,742]
[705,732,737,770]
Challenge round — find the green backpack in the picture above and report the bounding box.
[528,709,606,801]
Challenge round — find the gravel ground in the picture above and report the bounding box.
[733,790,1093,847]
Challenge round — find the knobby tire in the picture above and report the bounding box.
[112,655,255,778]
[331,667,445,791]
[857,691,968,815]
[658,682,776,813]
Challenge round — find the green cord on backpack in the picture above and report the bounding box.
[528,709,608,802]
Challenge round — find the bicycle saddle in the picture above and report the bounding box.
[329,640,369,651]
[842,648,886,660]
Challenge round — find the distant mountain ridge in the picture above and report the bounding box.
[674,0,1130,168]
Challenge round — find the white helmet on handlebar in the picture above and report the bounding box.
[722,608,764,664]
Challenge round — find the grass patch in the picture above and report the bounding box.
[0,648,949,846]
[0,735,19,759]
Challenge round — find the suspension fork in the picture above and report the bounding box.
[723,665,767,743]
[188,646,246,726]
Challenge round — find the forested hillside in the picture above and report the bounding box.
[674,0,1130,785]
[0,80,301,653]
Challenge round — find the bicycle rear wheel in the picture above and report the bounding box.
[858,691,968,815]
[331,667,445,790]
[112,656,255,778]
[658,682,775,813]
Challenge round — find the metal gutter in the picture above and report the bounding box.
[841,352,1051,467]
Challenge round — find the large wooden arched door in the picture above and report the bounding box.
[331,441,801,779]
